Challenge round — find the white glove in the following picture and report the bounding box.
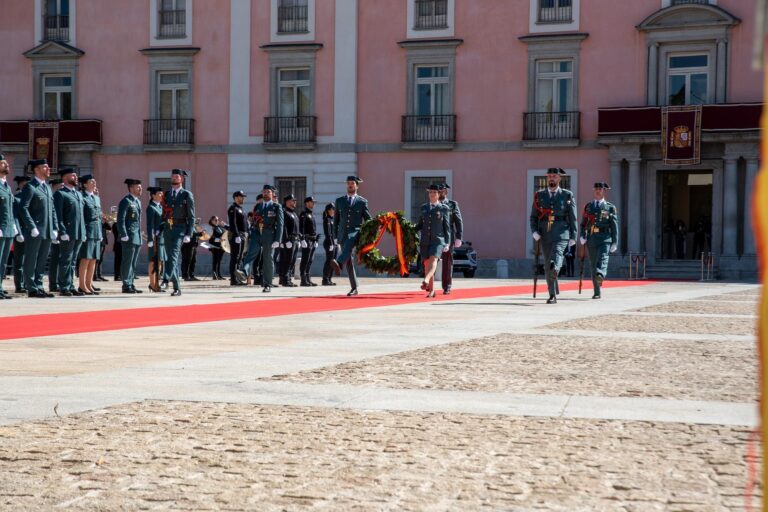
[314,242,319,249]
[60,233,70,242]
[300,240,308,249]
[442,245,450,253]
[148,241,154,248]
[0,229,3,237]
[286,241,293,249]
[235,236,241,244]
[120,235,129,242]
[15,234,24,243]
[532,232,541,241]
[31,228,40,238]
[214,238,220,243]
[52,230,58,239]
[454,239,462,248]
[610,244,618,253]
[183,236,191,243]
[271,242,280,249]
[154,230,160,237]
[579,237,587,245]
[568,239,576,248]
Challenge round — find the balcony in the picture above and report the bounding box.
[401,114,456,149]
[158,9,186,39]
[277,4,309,33]
[671,0,709,5]
[414,0,448,29]
[264,116,317,149]
[537,2,572,23]
[143,119,194,149]
[43,15,69,42]
[523,111,580,146]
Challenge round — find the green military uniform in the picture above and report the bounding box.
[245,189,283,291]
[79,189,103,260]
[415,202,450,260]
[19,167,59,297]
[163,184,195,293]
[117,189,142,291]
[580,183,619,299]
[334,186,371,293]
[529,176,578,302]
[12,176,30,292]
[146,200,167,264]
[0,174,16,298]
[53,175,86,294]
[439,184,463,293]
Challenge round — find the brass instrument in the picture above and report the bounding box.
[220,230,231,254]
[194,217,212,241]
[109,206,118,224]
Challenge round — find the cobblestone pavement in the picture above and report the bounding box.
[548,314,756,336]
[0,401,761,512]
[636,300,759,315]
[266,334,757,402]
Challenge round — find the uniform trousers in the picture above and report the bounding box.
[163,226,186,291]
[23,237,52,294]
[57,239,83,291]
[13,239,25,290]
[542,238,568,297]
[335,235,359,290]
[0,237,12,292]
[120,242,140,289]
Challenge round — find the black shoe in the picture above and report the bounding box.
[321,279,331,286]
[347,288,358,296]
[592,294,601,300]
[60,290,73,297]
[96,276,109,282]
[300,279,311,287]
[91,286,101,292]
[308,280,318,287]
[262,286,271,293]
[0,294,6,300]
[230,281,245,286]
[546,295,557,304]
[71,289,85,296]
[27,291,44,298]
[171,289,181,296]
[50,287,58,292]
[15,288,25,294]
[189,276,200,281]
[2,294,11,300]
[132,287,143,294]
[77,288,93,296]
[122,288,137,294]
[114,276,121,281]
[443,289,451,295]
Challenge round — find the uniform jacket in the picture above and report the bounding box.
[282,207,300,243]
[227,202,246,239]
[165,187,195,237]
[146,201,166,246]
[53,186,86,241]
[13,191,24,238]
[322,214,336,250]
[254,201,284,240]
[580,200,619,245]
[117,194,142,246]
[0,180,16,238]
[81,192,102,240]
[441,198,463,244]
[299,208,318,242]
[415,202,450,247]
[19,178,58,239]
[529,188,578,242]
[334,194,371,241]
[210,225,226,249]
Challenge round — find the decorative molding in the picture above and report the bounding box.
[149,0,193,47]
[528,0,580,34]
[270,0,316,43]
[406,0,455,40]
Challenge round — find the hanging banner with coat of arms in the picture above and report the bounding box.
[661,105,702,165]
[28,121,59,171]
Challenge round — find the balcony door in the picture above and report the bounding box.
[277,68,312,139]
[414,65,450,141]
[534,60,574,138]
[157,71,190,141]
[667,54,709,105]
[44,0,69,41]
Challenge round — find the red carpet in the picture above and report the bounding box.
[0,280,653,341]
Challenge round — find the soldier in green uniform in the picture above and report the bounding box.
[47,178,63,292]
[438,183,463,295]
[77,175,102,295]
[243,184,283,293]
[146,187,167,293]
[12,175,30,294]
[330,176,372,296]
[529,168,577,304]
[53,168,86,296]
[19,159,58,298]
[163,169,194,297]
[579,182,619,299]
[117,178,143,294]
[0,154,17,299]
[415,184,451,298]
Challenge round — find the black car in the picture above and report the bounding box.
[409,241,478,278]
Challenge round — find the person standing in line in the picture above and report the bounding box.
[321,203,337,286]
[243,184,283,292]
[330,176,371,296]
[415,184,450,298]
[117,178,143,294]
[12,175,31,293]
[146,187,167,293]
[0,154,17,299]
[77,175,102,295]
[208,215,226,280]
[279,194,300,287]
[245,194,264,286]
[438,183,463,295]
[95,210,110,282]
[227,190,247,286]
[47,178,63,292]
[18,159,58,298]
[299,196,319,287]
[53,168,86,297]
[163,169,195,297]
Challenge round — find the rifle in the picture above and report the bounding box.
[533,239,541,298]
[578,242,586,294]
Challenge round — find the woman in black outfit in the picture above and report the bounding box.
[322,203,338,286]
[208,215,226,280]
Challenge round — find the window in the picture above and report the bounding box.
[275,177,307,204]
[410,176,447,222]
[667,54,708,105]
[158,72,190,119]
[158,0,186,39]
[42,74,72,119]
[671,0,709,5]
[278,68,310,118]
[144,71,193,144]
[533,174,571,194]
[415,66,450,117]
[43,0,69,41]
[278,0,308,34]
[538,0,572,23]
[414,0,448,29]
[526,60,578,139]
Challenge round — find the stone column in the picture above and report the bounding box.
[722,157,739,256]
[716,40,727,103]
[648,43,659,105]
[744,158,760,255]
[627,159,642,253]
[609,159,623,251]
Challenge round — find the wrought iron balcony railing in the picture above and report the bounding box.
[523,111,580,140]
[143,119,195,145]
[43,15,69,41]
[537,2,572,23]
[414,0,448,29]
[158,9,186,39]
[401,115,456,144]
[277,5,309,33]
[264,116,317,144]
[671,0,709,5]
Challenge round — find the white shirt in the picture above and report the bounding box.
[35,177,46,185]
[347,194,358,205]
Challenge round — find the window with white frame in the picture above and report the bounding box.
[414,0,448,30]
[667,54,709,105]
[410,176,447,222]
[536,60,573,113]
[278,0,308,33]
[158,0,186,39]
[43,0,70,41]
[415,65,450,116]
[158,71,190,119]
[42,74,72,119]
[278,68,311,118]
[670,0,710,5]
[538,0,572,23]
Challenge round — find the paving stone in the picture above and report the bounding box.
[635,300,758,316]
[548,314,756,336]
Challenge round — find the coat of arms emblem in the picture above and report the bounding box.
[670,125,691,149]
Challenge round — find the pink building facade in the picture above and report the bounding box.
[0,0,760,278]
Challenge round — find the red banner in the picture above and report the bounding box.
[661,105,702,165]
[28,121,59,171]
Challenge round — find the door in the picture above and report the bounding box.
[658,170,712,260]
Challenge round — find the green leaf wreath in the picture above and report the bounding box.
[355,211,420,276]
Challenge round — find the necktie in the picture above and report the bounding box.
[348,196,352,206]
